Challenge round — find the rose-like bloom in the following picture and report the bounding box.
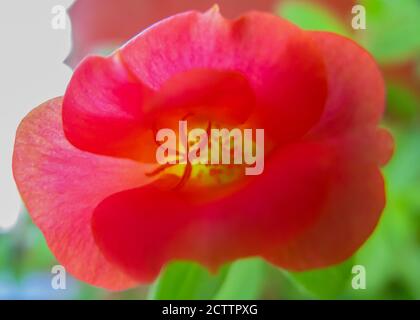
[13,8,393,290]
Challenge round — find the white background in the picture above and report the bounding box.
[0,0,74,230]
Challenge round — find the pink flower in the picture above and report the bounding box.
[14,8,393,290]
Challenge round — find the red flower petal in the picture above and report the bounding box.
[63,59,256,161]
[67,0,277,67]
[308,32,385,138]
[91,142,334,281]
[150,69,255,126]
[263,33,394,271]
[62,54,156,161]
[265,139,386,270]
[120,9,328,143]
[13,98,155,290]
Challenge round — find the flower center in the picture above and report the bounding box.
[146,119,263,190]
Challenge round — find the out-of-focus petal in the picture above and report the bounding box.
[67,0,278,67]
[279,0,357,22]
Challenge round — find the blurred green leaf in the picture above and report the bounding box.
[386,82,419,120]
[149,258,266,300]
[148,261,229,300]
[213,258,266,300]
[286,259,354,299]
[350,127,420,299]
[20,224,55,272]
[277,1,350,36]
[0,235,10,270]
[360,0,420,63]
